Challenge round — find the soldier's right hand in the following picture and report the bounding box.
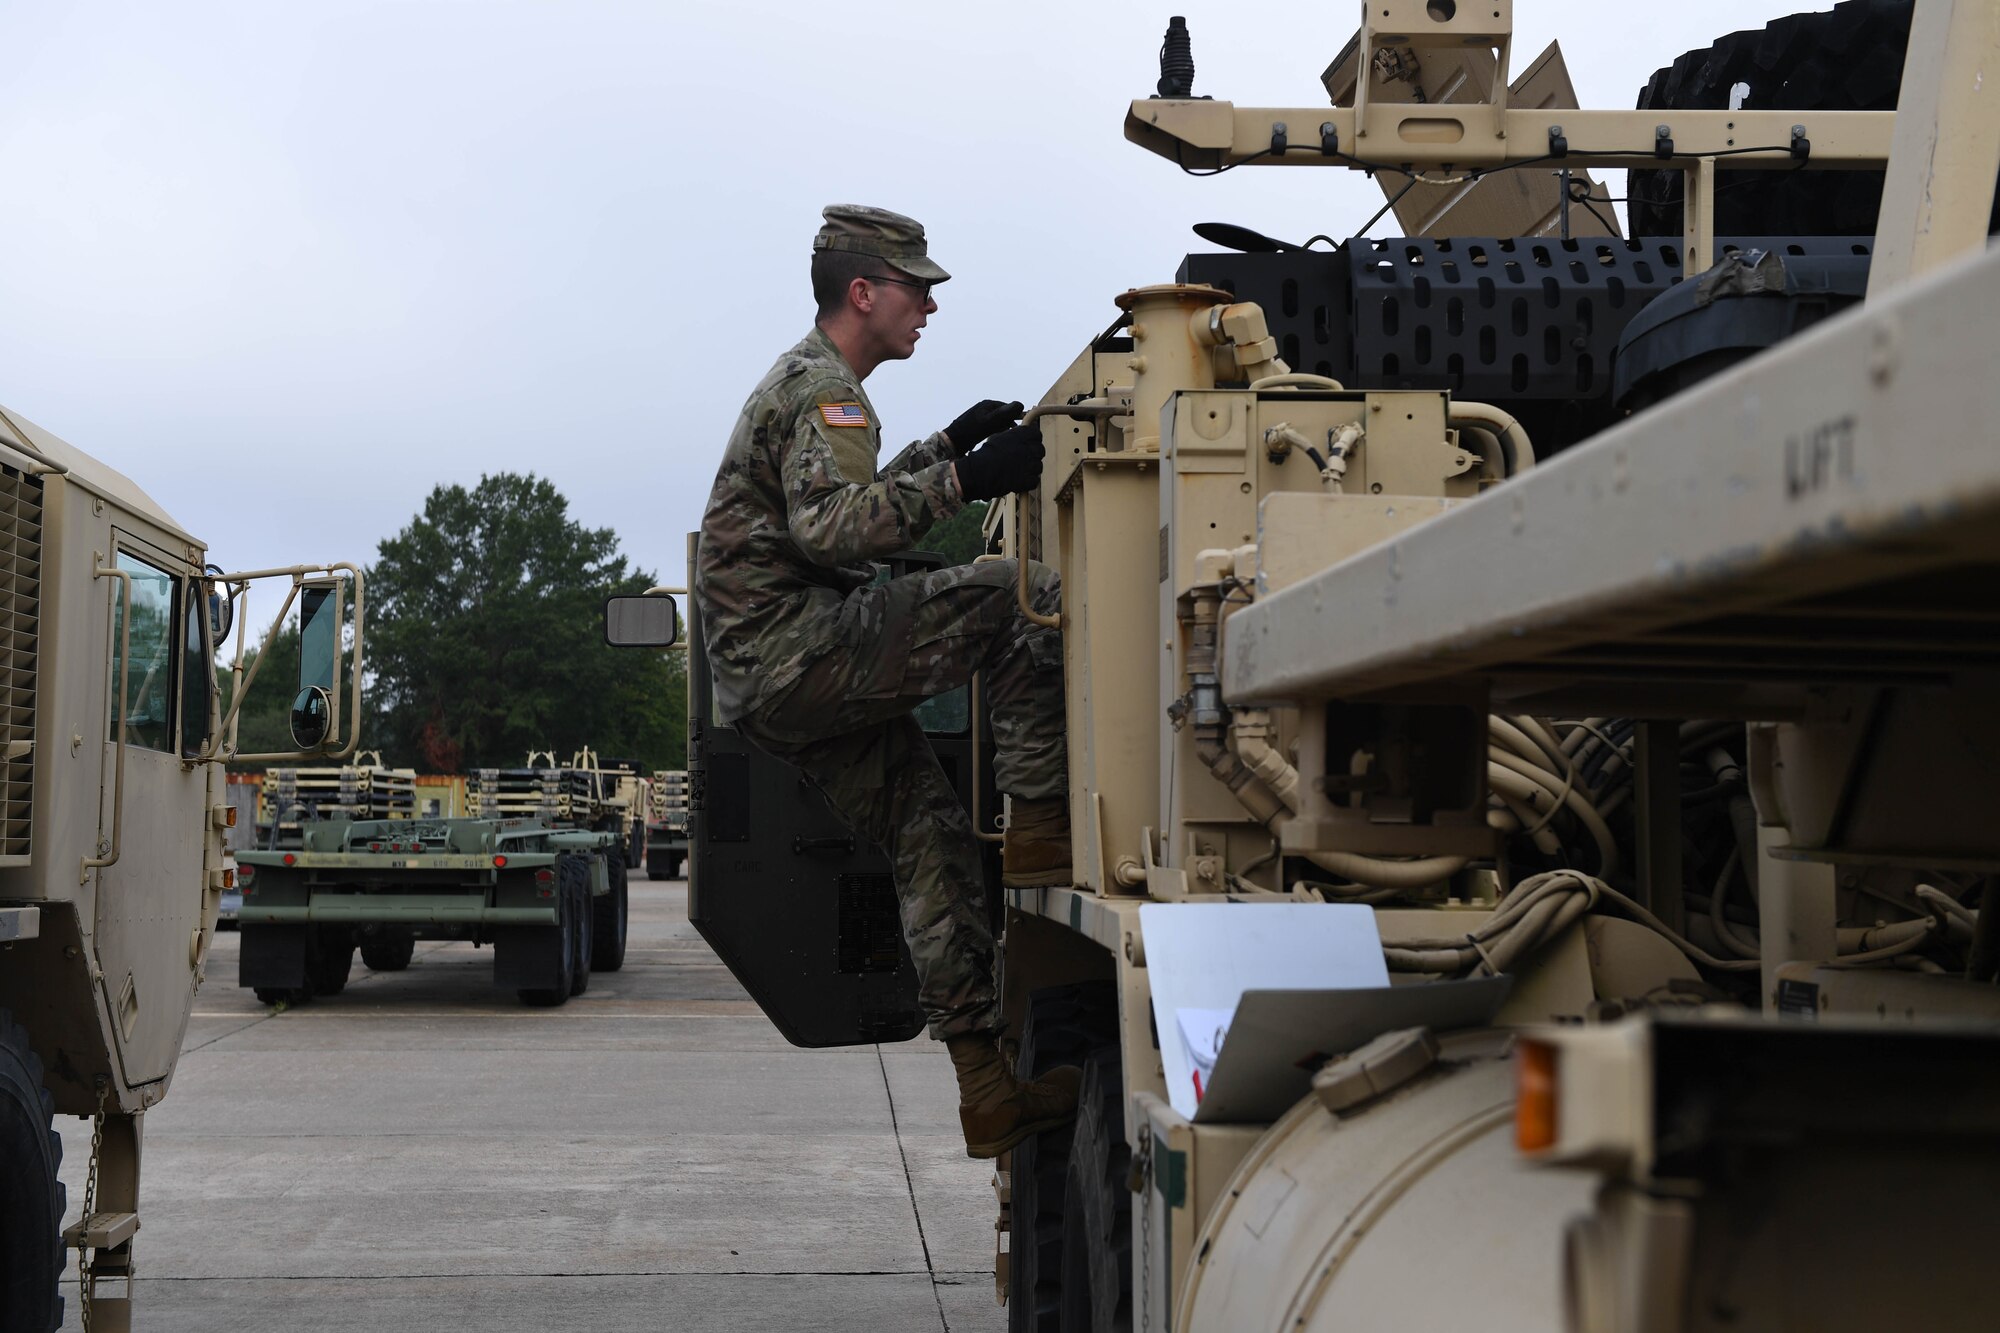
[953,422,1046,502]
[943,399,1024,456]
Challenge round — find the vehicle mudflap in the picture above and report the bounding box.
[239,925,312,990]
[493,925,564,990]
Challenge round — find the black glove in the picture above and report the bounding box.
[954,422,1045,502]
[942,399,1023,456]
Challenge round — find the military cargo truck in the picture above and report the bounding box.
[637,3,2000,1330]
[255,758,415,849]
[645,769,689,879]
[233,814,625,1006]
[0,400,365,1329]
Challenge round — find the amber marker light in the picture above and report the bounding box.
[1516,1038,1559,1153]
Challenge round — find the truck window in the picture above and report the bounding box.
[110,551,179,753]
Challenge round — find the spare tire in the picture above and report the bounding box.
[1627,1,1997,238]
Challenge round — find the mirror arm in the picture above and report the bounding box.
[230,564,367,764]
[209,580,301,759]
[331,563,365,761]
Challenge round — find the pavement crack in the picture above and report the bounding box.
[877,1043,948,1333]
[180,1012,273,1056]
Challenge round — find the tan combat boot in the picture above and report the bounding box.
[1002,796,1072,888]
[945,1031,1082,1159]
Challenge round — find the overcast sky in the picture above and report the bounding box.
[2,1,1837,600]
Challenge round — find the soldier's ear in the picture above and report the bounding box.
[846,275,877,316]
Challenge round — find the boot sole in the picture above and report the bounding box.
[963,1109,1078,1160]
[1001,867,1075,890]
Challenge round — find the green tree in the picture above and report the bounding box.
[218,624,300,763]
[915,499,990,565]
[366,473,685,772]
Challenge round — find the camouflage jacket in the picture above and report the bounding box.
[694,326,963,722]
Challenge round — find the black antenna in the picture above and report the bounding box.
[1157,17,1195,98]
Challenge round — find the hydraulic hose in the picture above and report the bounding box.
[1448,402,1536,476]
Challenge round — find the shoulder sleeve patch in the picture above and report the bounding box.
[817,402,870,429]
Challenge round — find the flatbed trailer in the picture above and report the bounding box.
[235,814,628,1006]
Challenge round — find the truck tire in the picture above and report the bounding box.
[569,875,593,997]
[360,931,416,972]
[1009,981,1119,1333]
[518,876,577,1008]
[646,847,667,880]
[591,847,629,972]
[1626,1,1986,238]
[254,987,310,1006]
[668,853,685,880]
[310,928,354,996]
[0,1010,64,1332]
[1059,1047,1132,1333]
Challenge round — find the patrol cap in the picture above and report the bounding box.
[813,204,951,284]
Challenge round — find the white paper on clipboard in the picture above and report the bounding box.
[1139,902,1388,1119]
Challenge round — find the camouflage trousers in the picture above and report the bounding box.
[737,559,1066,1039]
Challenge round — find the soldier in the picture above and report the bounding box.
[693,204,1078,1158]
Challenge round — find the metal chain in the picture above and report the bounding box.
[76,1079,108,1332]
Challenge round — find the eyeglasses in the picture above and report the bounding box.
[864,273,936,301]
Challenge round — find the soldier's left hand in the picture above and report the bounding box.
[943,400,1024,456]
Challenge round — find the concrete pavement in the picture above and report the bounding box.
[56,880,1003,1331]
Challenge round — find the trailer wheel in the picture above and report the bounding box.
[519,874,577,1007]
[591,847,629,972]
[1009,982,1118,1333]
[360,931,415,972]
[1058,1047,1132,1333]
[0,1010,64,1332]
[572,876,592,992]
[569,875,593,997]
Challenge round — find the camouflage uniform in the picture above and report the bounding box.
[694,320,1065,1039]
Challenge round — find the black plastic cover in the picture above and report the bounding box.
[685,552,1000,1048]
[1612,248,1872,412]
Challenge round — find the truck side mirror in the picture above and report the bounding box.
[294,580,343,750]
[604,595,680,647]
[205,563,234,642]
[289,685,333,749]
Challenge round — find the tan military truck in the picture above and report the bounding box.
[0,403,363,1330]
[978,4,2000,1330]
[626,2,2000,1330]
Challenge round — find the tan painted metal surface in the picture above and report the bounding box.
[1221,244,2000,712]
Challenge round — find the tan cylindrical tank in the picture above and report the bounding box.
[1177,1030,1595,1331]
[1115,284,1230,452]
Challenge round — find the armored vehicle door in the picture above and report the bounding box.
[90,526,213,1087]
[687,552,1001,1047]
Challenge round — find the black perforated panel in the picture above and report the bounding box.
[1180,236,1873,455]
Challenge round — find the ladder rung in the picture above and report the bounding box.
[64,1209,139,1250]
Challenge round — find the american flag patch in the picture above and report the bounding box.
[818,402,870,428]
